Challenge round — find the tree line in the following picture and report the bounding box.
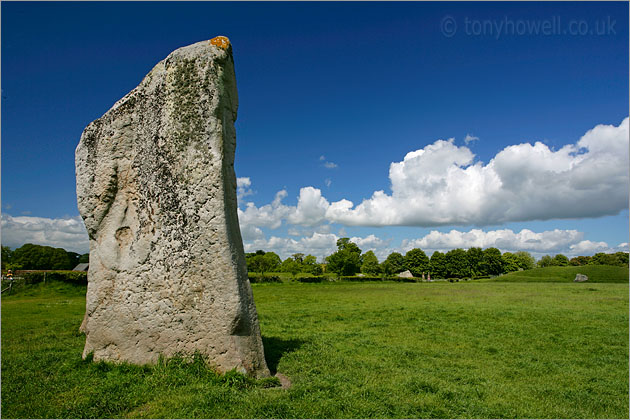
[3,240,627,277]
[1,244,89,271]
[246,238,629,279]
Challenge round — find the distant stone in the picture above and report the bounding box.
[574,274,588,282]
[398,270,414,278]
[75,37,269,377]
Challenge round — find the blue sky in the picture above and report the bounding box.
[1,1,628,260]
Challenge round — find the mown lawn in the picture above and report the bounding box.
[1,280,628,418]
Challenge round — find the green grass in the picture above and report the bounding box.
[2,280,628,418]
[488,265,628,283]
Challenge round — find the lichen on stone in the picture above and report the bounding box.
[171,58,204,152]
[210,36,230,50]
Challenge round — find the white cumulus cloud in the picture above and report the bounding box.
[325,117,629,226]
[350,234,390,251]
[1,214,89,253]
[243,232,339,260]
[237,118,629,229]
[569,240,610,255]
[402,228,585,254]
[287,187,330,226]
[236,177,254,199]
[238,190,292,231]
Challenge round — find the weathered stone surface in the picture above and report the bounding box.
[574,273,588,282]
[75,37,269,377]
[398,270,413,278]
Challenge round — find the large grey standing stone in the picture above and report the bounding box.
[75,37,269,377]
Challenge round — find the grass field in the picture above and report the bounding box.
[2,279,628,418]
[488,265,628,283]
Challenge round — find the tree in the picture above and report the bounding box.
[2,246,13,270]
[481,247,503,276]
[79,253,90,263]
[266,252,282,270]
[445,248,468,278]
[404,248,429,277]
[245,253,260,273]
[279,257,291,272]
[302,255,323,275]
[67,252,81,268]
[380,260,394,276]
[10,243,73,270]
[246,250,280,275]
[336,238,362,255]
[466,247,484,277]
[381,252,405,275]
[361,250,381,275]
[614,252,629,266]
[538,255,553,268]
[514,251,535,270]
[429,251,447,279]
[260,252,281,274]
[502,251,535,272]
[288,261,301,277]
[281,257,301,277]
[590,252,620,266]
[551,254,569,266]
[502,252,520,273]
[245,250,265,273]
[302,254,317,266]
[587,252,629,267]
[310,263,324,276]
[325,238,362,277]
[569,255,592,266]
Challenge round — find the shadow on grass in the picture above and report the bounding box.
[262,336,304,374]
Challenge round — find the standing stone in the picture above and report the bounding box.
[75,37,269,377]
[574,274,588,282]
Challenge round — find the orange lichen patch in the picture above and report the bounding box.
[210,36,230,50]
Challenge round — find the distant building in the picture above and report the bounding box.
[73,263,89,272]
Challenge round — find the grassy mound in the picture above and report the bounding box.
[489,265,628,283]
